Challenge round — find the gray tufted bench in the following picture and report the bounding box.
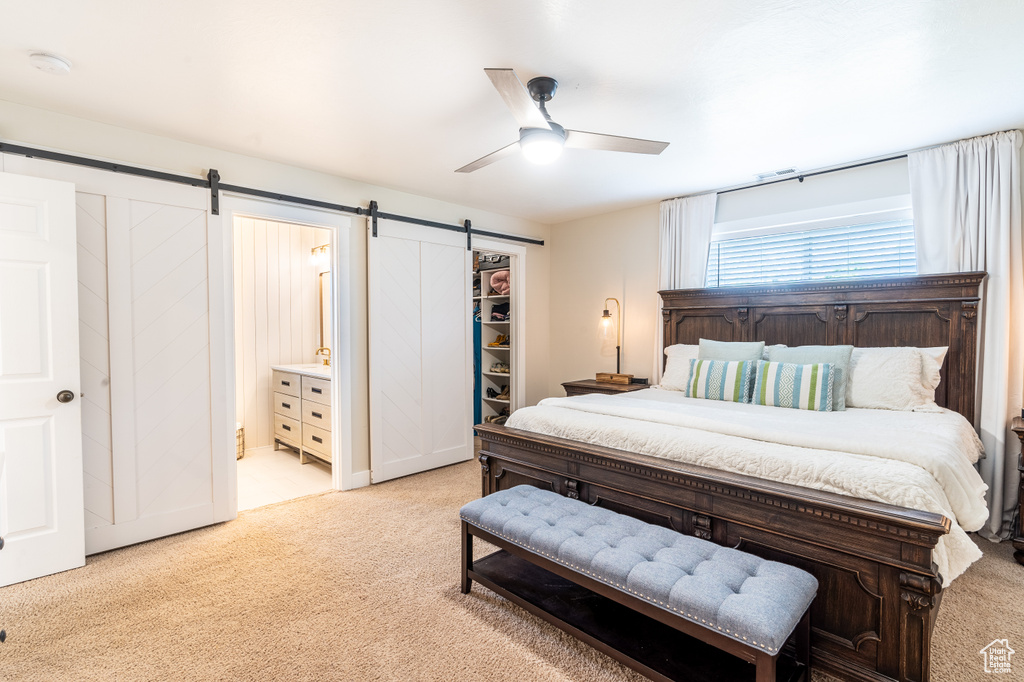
[460,485,817,682]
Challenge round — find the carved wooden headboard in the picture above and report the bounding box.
[659,272,986,425]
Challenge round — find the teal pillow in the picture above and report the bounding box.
[753,360,835,412]
[765,345,853,411]
[684,359,757,403]
[698,339,765,362]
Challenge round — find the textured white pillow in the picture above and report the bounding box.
[919,346,948,393]
[846,347,939,411]
[661,344,699,391]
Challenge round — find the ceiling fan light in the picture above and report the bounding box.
[519,127,565,165]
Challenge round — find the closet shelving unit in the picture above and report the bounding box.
[473,252,514,424]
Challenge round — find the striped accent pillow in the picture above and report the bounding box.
[752,360,835,412]
[684,359,756,403]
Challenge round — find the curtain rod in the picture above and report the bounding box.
[715,154,907,195]
[669,128,1020,202]
[0,141,544,248]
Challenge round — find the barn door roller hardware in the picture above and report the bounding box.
[0,141,542,248]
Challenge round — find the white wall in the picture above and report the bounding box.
[547,158,918,397]
[233,217,328,450]
[0,98,550,479]
[714,157,910,223]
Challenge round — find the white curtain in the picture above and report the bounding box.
[658,193,718,289]
[909,130,1024,538]
[654,193,718,382]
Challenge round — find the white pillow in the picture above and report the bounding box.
[919,346,948,393]
[846,347,940,411]
[661,344,699,391]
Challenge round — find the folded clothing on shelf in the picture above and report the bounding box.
[490,301,509,321]
[489,269,510,295]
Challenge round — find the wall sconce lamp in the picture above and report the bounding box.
[310,244,330,267]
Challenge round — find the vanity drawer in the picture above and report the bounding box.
[274,414,301,445]
[273,370,301,398]
[302,401,331,430]
[273,392,300,420]
[302,424,332,461]
[302,375,331,406]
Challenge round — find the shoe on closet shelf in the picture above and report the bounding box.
[496,385,509,401]
[486,387,499,399]
[498,335,510,347]
[490,362,509,374]
[487,334,507,347]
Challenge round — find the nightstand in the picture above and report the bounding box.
[1010,417,1024,566]
[562,379,648,397]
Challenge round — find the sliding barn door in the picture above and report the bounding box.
[0,172,85,586]
[2,155,230,556]
[368,220,473,482]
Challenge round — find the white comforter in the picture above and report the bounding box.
[505,389,989,584]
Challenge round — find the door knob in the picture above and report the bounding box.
[56,390,75,403]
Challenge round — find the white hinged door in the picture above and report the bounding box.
[368,220,473,482]
[0,171,85,586]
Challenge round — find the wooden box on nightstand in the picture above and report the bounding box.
[1010,417,1024,566]
[562,379,648,397]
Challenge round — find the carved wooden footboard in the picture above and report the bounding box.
[476,423,950,682]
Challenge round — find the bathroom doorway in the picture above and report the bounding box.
[232,216,335,510]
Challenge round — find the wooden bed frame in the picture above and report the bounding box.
[476,272,986,682]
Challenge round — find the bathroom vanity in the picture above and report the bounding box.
[271,363,333,465]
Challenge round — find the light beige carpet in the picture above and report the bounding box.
[1,461,1021,681]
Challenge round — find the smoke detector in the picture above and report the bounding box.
[29,53,72,75]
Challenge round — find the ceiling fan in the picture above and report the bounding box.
[455,68,670,173]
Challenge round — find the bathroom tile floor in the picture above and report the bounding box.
[237,445,332,511]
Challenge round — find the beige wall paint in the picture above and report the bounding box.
[548,202,660,397]
[0,99,550,478]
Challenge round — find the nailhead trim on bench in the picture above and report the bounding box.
[462,515,777,654]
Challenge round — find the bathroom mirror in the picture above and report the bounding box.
[319,271,332,350]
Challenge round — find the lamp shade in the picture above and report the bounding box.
[599,309,614,344]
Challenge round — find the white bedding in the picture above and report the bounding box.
[505,389,989,584]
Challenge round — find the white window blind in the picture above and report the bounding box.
[705,217,917,287]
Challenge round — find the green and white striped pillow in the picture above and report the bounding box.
[752,360,835,411]
[684,359,756,403]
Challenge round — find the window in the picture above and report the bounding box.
[705,217,917,287]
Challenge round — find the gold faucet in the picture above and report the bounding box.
[316,347,331,367]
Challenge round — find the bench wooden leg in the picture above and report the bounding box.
[755,651,776,682]
[796,607,811,670]
[461,520,473,594]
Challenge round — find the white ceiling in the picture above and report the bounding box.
[2,1,1024,223]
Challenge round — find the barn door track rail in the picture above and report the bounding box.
[0,141,543,248]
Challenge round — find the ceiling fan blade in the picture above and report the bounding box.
[484,68,551,131]
[565,130,669,155]
[455,141,520,173]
